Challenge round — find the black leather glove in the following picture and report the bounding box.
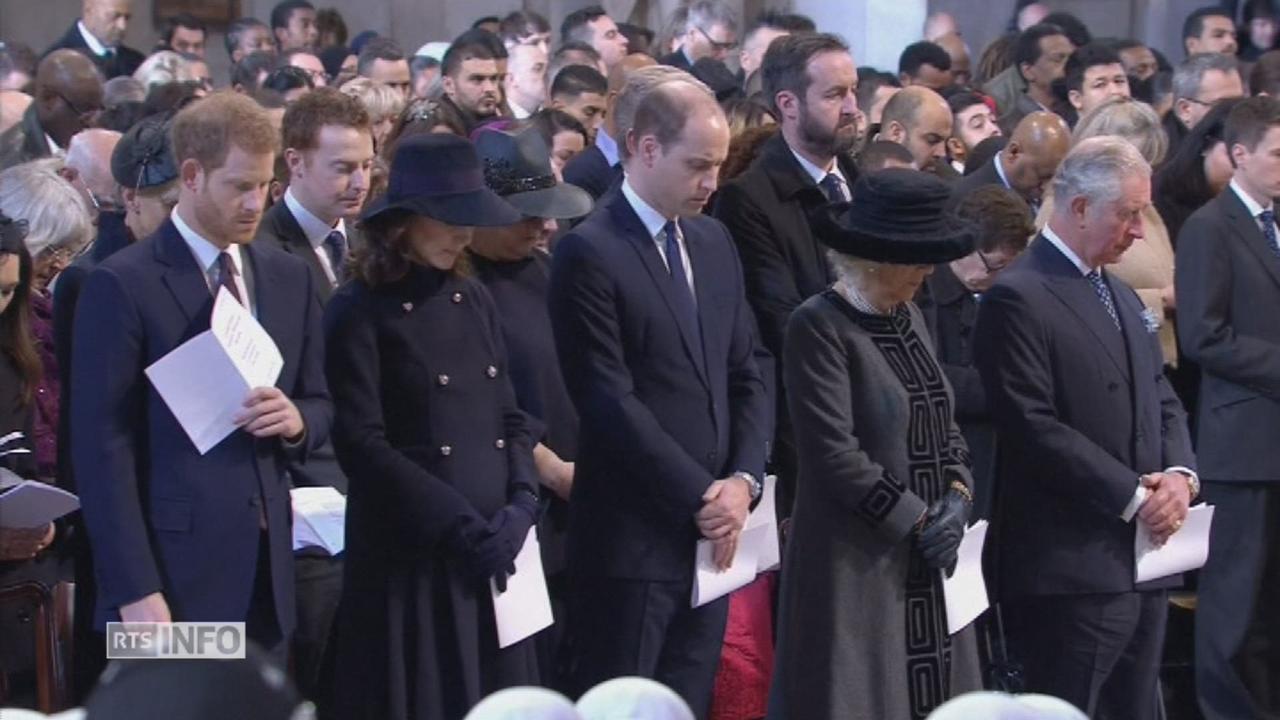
[918,488,971,577]
[474,501,537,591]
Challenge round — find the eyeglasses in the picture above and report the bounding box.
[695,26,738,52]
[53,89,103,127]
[977,251,1012,274]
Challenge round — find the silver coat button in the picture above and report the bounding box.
[486,365,498,378]
[440,445,452,456]
[494,439,506,449]
[451,292,463,303]
[437,374,449,386]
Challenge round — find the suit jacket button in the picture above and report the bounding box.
[452,292,463,304]
[440,445,452,456]
[437,374,450,386]
[495,439,506,449]
[486,365,498,378]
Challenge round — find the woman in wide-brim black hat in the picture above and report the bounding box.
[768,168,985,720]
[327,133,545,720]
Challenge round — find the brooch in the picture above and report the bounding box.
[1141,308,1161,334]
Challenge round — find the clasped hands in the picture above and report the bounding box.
[918,487,971,577]
[1137,472,1193,547]
[455,493,538,592]
[696,476,753,571]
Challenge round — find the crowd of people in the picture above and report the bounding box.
[0,1,1277,719]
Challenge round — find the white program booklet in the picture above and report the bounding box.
[0,476,80,528]
[1135,504,1214,583]
[746,474,780,574]
[941,520,990,635]
[491,527,554,648]
[691,523,769,608]
[145,288,284,454]
[290,487,347,555]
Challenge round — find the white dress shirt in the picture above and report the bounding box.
[596,128,619,167]
[621,177,695,297]
[284,188,344,286]
[1041,222,1198,520]
[171,208,254,316]
[76,20,110,56]
[1230,177,1278,240]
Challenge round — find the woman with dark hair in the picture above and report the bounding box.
[381,97,469,161]
[1240,0,1278,61]
[1155,97,1242,244]
[527,109,589,182]
[0,213,62,702]
[326,133,541,720]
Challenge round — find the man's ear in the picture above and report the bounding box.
[1068,89,1084,111]
[884,120,906,144]
[946,136,966,163]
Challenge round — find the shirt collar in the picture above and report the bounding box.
[76,20,110,55]
[284,188,346,249]
[171,207,243,277]
[621,177,671,240]
[788,142,844,187]
[595,127,619,167]
[509,102,534,119]
[1230,177,1272,216]
[992,152,1012,190]
[44,133,64,157]
[1041,222,1093,276]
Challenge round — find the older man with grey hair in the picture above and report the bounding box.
[661,0,739,70]
[64,128,121,213]
[550,66,768,717]
[1166,52,1244,145]
[974,136,1197,720]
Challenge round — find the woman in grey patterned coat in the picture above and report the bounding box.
[767,169,983,720]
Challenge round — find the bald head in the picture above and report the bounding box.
[0,91,33,136]
[65,128,122,203]
[81,0,133,48]
[604,53,657,138]
[35,50,104,149]
[880,86,952,168]
[1001,111,1071,205]
[935,33,971,85]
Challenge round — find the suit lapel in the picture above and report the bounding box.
[154,220,215,326]
[1115,280,1152,405]
[269,203,334,302]
[243,244,289,378]
[608,196,710,389]
[1221,190,1280,291]
[1034,238,1131,380]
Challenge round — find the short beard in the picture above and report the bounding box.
[798,104,857,158]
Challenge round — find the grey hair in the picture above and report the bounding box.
[1073,97,1168,165]
[685,0,739,34]
[1172,52,1239,103]
[0,159,93,258]
[132,50,199,93]
[827,249,877,289]
[1051,135,1151,210]
[615,66,713,160]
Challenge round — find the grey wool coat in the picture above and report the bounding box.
[768,289,982,720]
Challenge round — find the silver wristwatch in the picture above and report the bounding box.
[733,471,762,501]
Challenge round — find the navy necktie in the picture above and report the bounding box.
[1086,270,1120,331]
[1259,209,1280,258]
[819,173,845,203]
[324,230,347,282]
[662,221,699,330]
[216,252,242,305]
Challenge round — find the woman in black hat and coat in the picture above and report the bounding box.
[325,133,541,720]
[767,169,983,720]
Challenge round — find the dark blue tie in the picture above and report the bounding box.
[1086,270,1121,331]
[323,230,347,282]
[1259,210,1280,258]
[819,173,845,203]
[662,221,699,330]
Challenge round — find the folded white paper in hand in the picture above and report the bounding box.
[1135,504,1214,583]
[941,520,989,635]
[145,288,284,455]
[691,523,768,608]
[491,526,554,648]
[290,486,347,555]
[0,473,80,528]
[745,474,780,574]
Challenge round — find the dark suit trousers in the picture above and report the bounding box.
[569,575,728,719]
[247,531,286,663]
[1006,591,1167,720]
[293,552,342,708]
[1196,482,1280,720]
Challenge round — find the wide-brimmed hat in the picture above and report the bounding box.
[812,168,975,265]
[361,133,523,227]
[474,126,594,220]
[111,115,178,190]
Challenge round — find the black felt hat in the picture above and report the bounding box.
[360,133,523,227]
[110,115,178,190]
[474,126,594,220]
[811,168,975,264]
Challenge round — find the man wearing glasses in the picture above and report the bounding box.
[1166,52,1244,148]
[661,0,739,71]
[0,50,103,168]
